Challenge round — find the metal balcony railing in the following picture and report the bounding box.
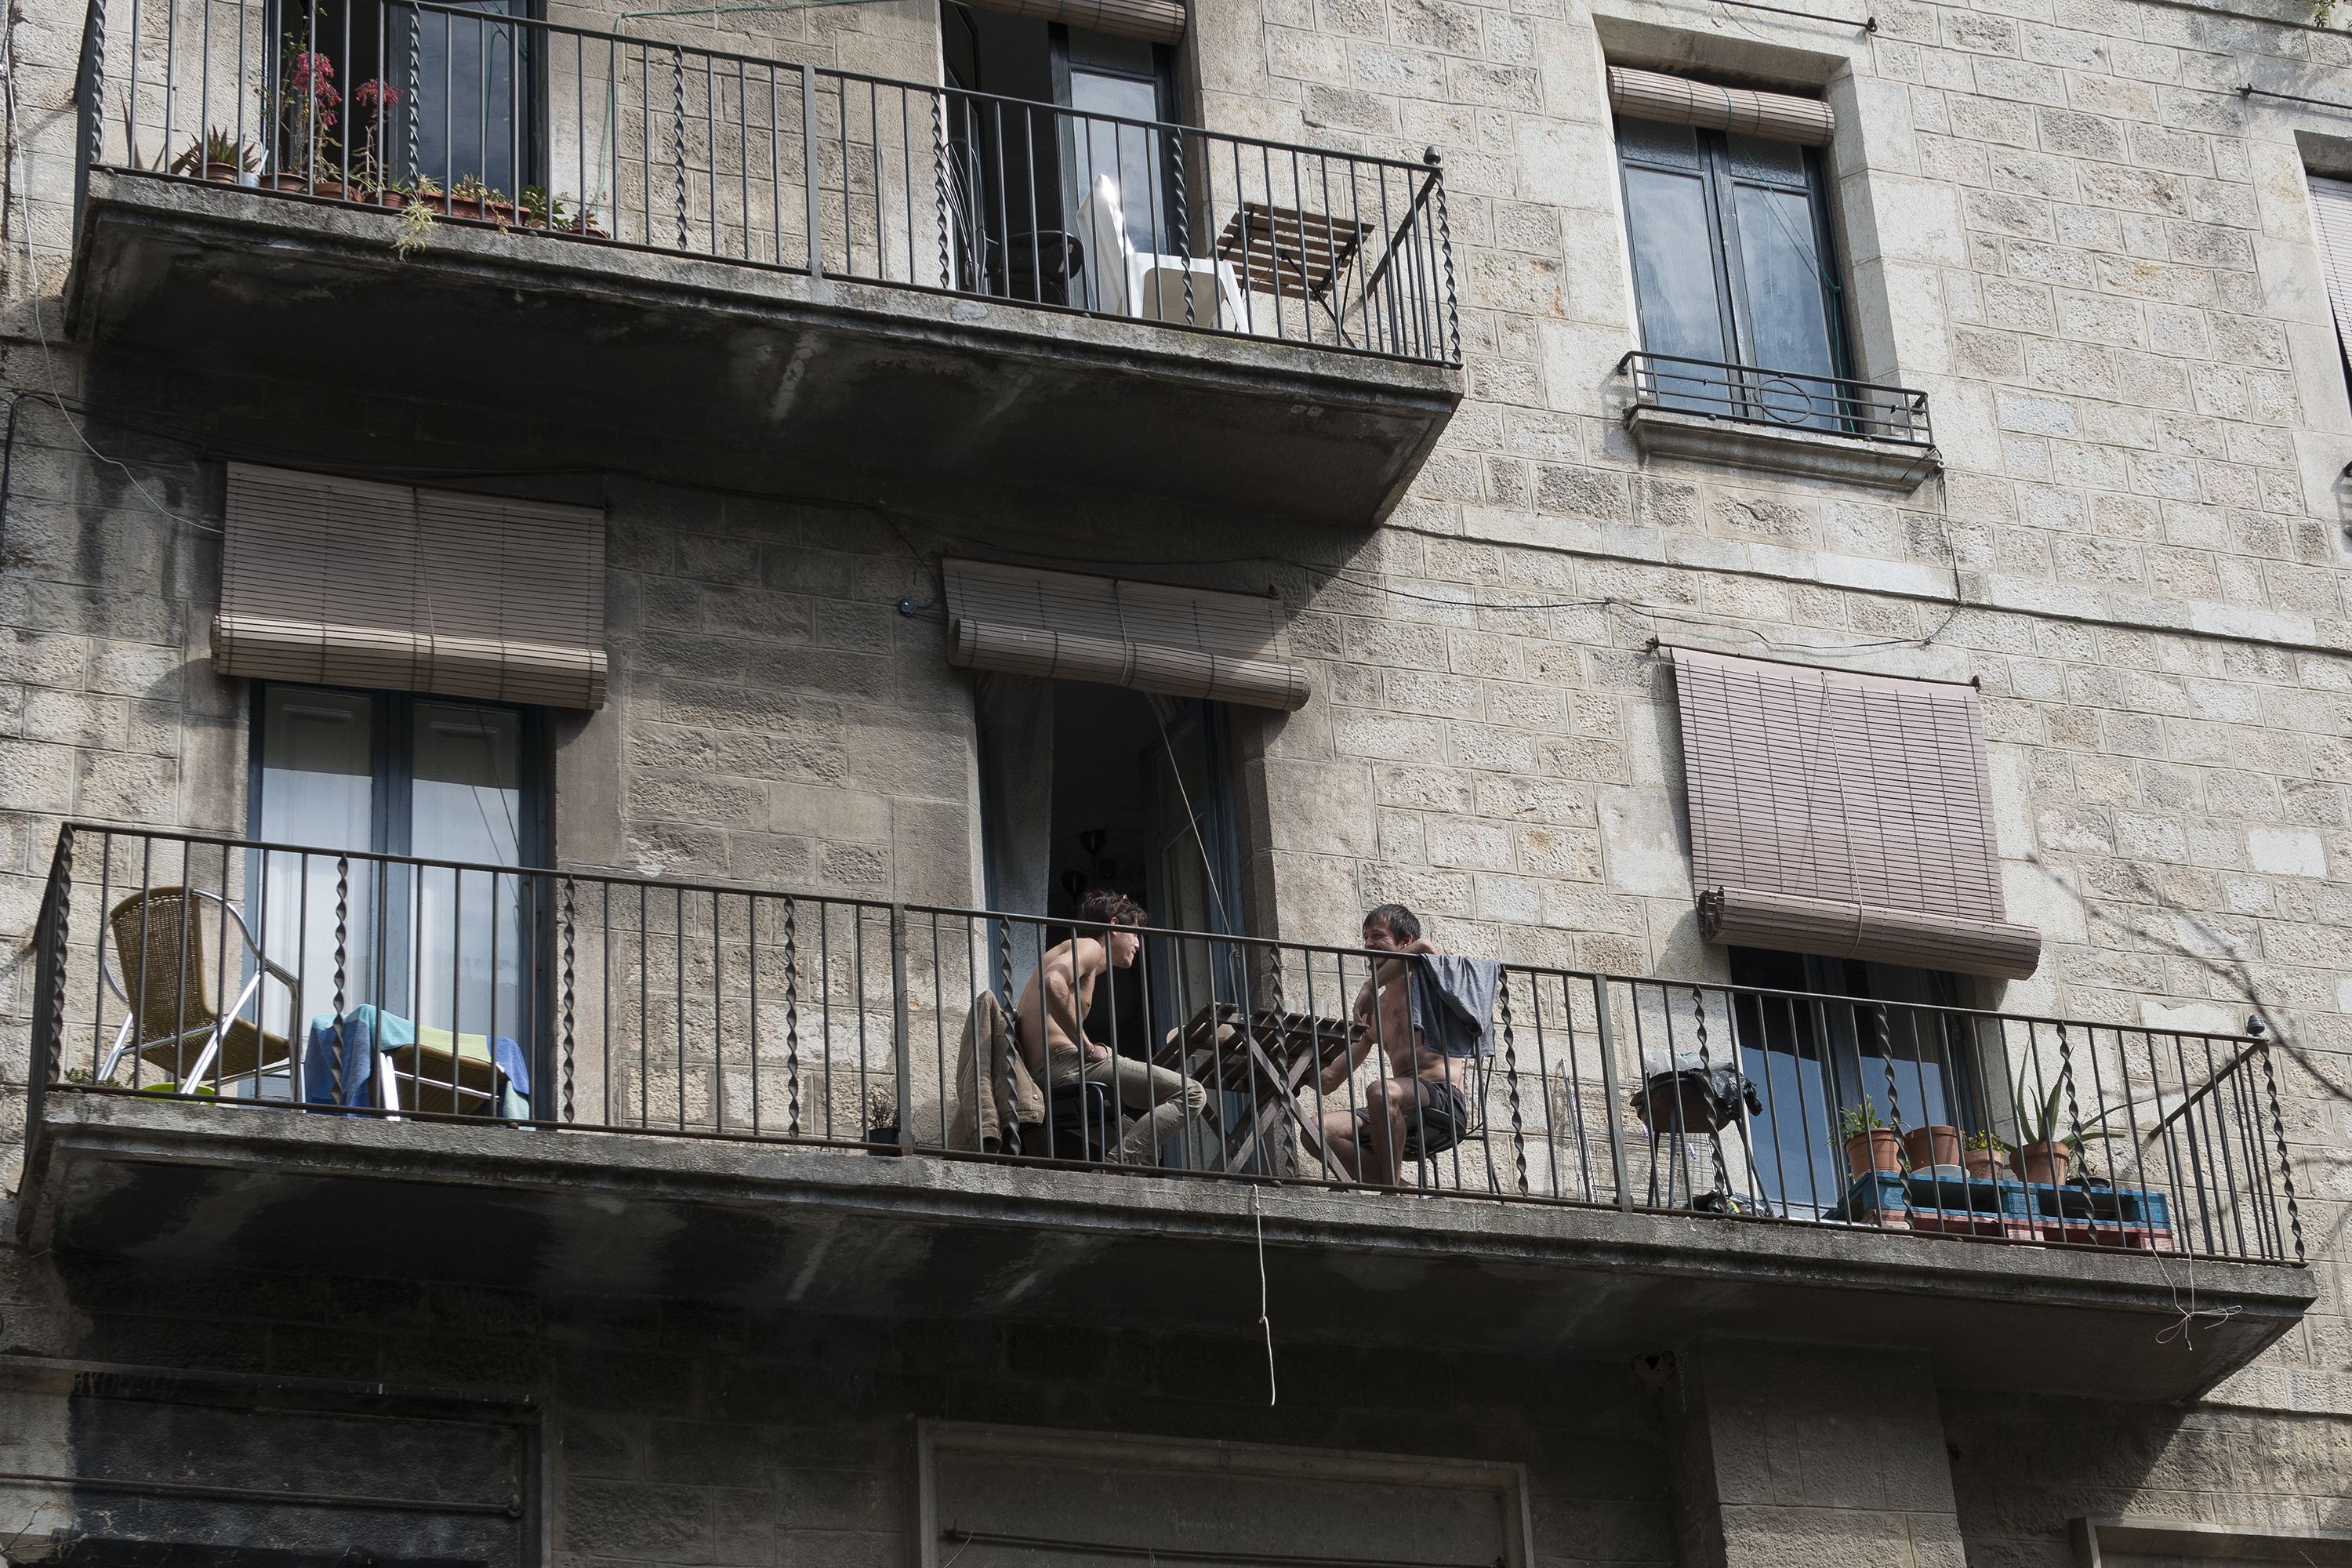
[1622,350,1934,445]
[24,826,2304,1265]
[73,0,1459,365]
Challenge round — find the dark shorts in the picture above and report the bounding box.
[1357,1077,1470,1156]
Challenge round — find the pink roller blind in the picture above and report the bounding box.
[1669,646,2039,978]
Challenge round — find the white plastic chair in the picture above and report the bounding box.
[1077,175,1246,330]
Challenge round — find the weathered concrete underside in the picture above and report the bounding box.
[20,1094,2314,1405]
[65,170,1462,527]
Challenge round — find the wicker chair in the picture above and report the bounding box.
[97,887,298,1094]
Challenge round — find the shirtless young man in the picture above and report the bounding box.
[1312,903,1472,1186]
[1012,889,1207,1165]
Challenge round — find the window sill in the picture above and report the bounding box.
[1624,406,1941,492]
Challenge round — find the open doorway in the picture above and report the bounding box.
[975,677,1243,1058]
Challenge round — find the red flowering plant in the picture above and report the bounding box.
[350,77,403,196]
[275,33,343,187]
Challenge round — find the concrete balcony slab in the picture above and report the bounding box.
[21,1094,2314,1403]
[65,171,1462,525]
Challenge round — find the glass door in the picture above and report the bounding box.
[1061,29,1173,313]
[1730,949,1976,1217]
[251,686,537,1065]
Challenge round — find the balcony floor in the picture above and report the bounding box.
[22,1093,2314,1402]
[66,171,1461,526]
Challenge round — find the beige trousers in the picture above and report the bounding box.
[1051,1046,1209,1164]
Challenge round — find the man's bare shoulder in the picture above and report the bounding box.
[1044,933,1107,970]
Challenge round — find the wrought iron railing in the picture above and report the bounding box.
[23,826,2303,1265]
[72,0,1458,364]
[1622,350,1933,445]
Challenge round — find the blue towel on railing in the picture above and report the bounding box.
[303,1004,531,1120]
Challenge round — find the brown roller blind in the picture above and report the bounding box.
[942,559,1308,711]
[214,463,608,709]
[964,0,1183,42]
[1607,67,1835,147]
[1668,646,2040,979]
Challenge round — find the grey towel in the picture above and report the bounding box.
[1406,955,1501,1058]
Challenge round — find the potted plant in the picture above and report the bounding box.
[347,77,402,200]
[520,185,611,239]
[1837,1097,1900,1177]
[1961,1129,2008,1181]
[2009,1066,2127,1186]
[271,33,345,197]
[1901,1122,1962,1173]
[169,127,260,183]
[864,1082,902,1154]
[447,175,517,227]
[388,176,441,258]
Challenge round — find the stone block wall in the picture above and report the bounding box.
[0,0,2350,1541]
[0,1242,1679,1567]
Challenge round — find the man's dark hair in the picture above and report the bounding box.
[1080,889,1147,929]
[1364,903,1421,943]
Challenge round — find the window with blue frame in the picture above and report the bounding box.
[1729,946,1980,1216]
[249,684,544,1092]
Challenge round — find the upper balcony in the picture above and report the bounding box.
[63,0,1461,524]
[17,825,2314,1399]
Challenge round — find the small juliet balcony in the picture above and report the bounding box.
[16,825,2314,1400]
[1619,350,1943,492]
[64,0,1461,523]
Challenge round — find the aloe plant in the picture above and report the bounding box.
[2011,1065,2129,1153]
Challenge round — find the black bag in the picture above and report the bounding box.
[1631,1066,1762,1136]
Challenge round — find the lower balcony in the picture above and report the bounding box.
[64,0,1461,523]
[17,825,2314,1399]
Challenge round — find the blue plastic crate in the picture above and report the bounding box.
[1828,1170,2170,1231]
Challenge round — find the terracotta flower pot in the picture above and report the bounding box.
[201,161,252,183]
[440,195,517,224]
[1962,1148,2004,1181]
[2013,1140,2071,1186]
[1902,1123,1962,1171]
[266,173,347,200]
[1843,1127,1902,1178]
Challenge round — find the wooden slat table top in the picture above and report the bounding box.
[1214,201,1374,302]
[1156,1002,1352,1092]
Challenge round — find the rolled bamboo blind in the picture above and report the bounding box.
[1606,66,1835,147]
[964,0,1185,44]
[214,464,609,710]
[2305,173,2352,372]
[1668,646,2040,979]
[942,558,1308,711]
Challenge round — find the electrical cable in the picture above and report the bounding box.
[1142,694,1232,937]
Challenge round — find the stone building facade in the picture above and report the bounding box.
[0,0,2347,1548]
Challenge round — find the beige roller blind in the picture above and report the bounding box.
[964,0,1183,42]
[214,463,608,709]
[1607,66,1834,147]
[942,558,1308,711]
[1668,646,2040,979]
[2306,172,2352,373]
